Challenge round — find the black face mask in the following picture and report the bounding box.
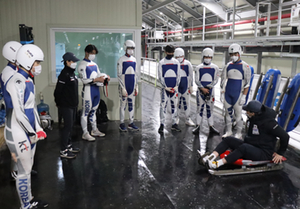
[166,54,173,59]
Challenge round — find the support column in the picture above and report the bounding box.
[292,57,298,77]
[257,51,262,74]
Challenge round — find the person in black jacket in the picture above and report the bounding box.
[54,52,80,159]
[203,100,289,169]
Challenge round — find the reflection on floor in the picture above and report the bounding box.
[0,82,300,209]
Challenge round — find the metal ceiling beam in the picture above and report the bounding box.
[142,17,155,28]
[142,0,186,26]
[196,0,227,21]
[174,1,202,19]
[142,0,179,15]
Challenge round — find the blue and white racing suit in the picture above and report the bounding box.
[221,60,251,134]
[195,62,219,126]
[118,54,138,124]
[158,57,181,125]
[177,59,193,122]
[5,68,42,209]
[0,63,20,177]
[78,59,103,134]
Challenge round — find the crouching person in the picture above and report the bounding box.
[203,100,289,169]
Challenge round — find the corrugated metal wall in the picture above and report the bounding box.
[0,0,142,121]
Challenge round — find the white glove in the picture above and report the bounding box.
[239,94,246,105]
[220,91,224,103]
[165,87,176,93]
[134,88,138,96]
[29,131,47,144]
[188,86,194,94]
[122,88,128,97]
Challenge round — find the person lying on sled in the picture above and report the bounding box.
[203,100,289,169]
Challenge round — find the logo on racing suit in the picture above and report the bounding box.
[19,178,30,207]
[85,100,90,116]
[19,140,29,152]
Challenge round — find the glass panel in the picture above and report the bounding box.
[54,31,133,79]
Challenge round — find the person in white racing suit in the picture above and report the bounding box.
[1,41,22,181]
[78,44,110,141]
[118,40,139,131]
[221,43,251,139]
[193,48,220,136]
[158,45,181,133]
[174,48,195,127]
[4,44,48,209]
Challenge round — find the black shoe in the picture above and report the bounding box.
[171,124,181,132]
[67,144,80,153]
[30,198,49,208]
[60,149,76,159]
[192,126,200,134]
[209,126,220,135]
[158,124,164,133]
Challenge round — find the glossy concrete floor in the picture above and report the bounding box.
[1,82,300,209]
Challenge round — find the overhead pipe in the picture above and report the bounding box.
[163,13,291,35]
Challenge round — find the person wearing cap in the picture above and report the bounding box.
[203,100,289,170]
[157,45,181,133]
[54,52,80,159]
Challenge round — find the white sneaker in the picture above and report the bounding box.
[185,118,195,127]
[175,117,179,125]
[235,133,242,139]
[91,129,105,137]
[208,160,218,169]
[222,131,233,138]
[82,133,96,141]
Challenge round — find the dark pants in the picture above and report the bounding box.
[214,137,271,164]
[59,107,76,151]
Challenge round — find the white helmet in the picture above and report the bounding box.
[202,48,214,58]
[228,43,242,55]
[2,41,22,63]
[124,40,135,50]
[174,48,184,58]
[16,44,44,71]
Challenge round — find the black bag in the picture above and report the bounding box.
[97,99,109,123]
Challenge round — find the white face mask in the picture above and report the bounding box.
[127,49,134,56]
[70,62,77,69]
[177,57,184,63]
[88,54,96,61]
[32,65,42,76]
[231,56,239,62]
[203,58,211,64]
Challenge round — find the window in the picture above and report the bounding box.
[50,28,138,84]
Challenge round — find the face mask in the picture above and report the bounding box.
[203,58,211,64]
[127,49,134,56]
[231,56,239,62]
[70,62,77,69]
[32,65,42,76]
[88,54,96,61]
[166,54,173,59]
[177,58,184,63]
